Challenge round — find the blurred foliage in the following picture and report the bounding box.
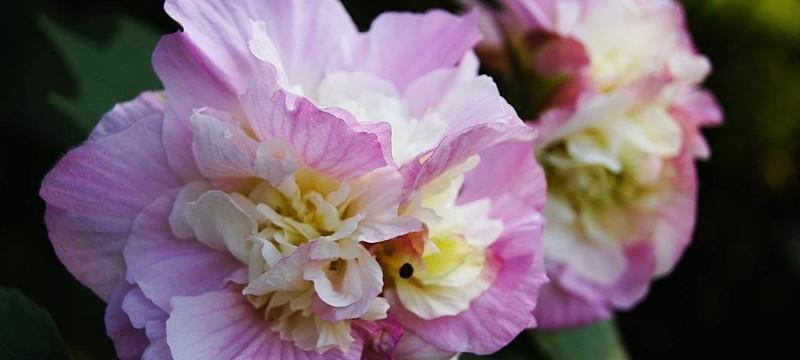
[534,320,628,360]
[0,288,69,360]
[41,15,161,131]
[683,0,800,39]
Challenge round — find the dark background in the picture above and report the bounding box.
[1,0,798,358]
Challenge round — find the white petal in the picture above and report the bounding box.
[184,191,256,263]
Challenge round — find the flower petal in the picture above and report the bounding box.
[403,122,536,194]
[41,115,181,299]
[89,91,164,142]
[165,0,357,92]
[333,10,481,90]
[166,290,363,360]
[184,190,257,263]
[243,87,387,180]
[105,281,149,360]
[152,33,241,181]
[124,190,243,311]
[390,223,547,354]
[191,110,258,179]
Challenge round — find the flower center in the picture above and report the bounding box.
[538,104,682,245]
[375,157,502,320]
[239,168,368,353]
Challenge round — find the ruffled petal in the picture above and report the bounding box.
[41,115,181,299]
[390,223,547,354]
[152,33,241,181]
[191,110,259,179]
[105,281,149,360]
[332,10,481,91]
[394,333,456,360]
[166,290,363,360]
[403,122,536,195]
[124,190,244,311]
[165,0,356,92]
[243,87,387,180]
[122,286,167,330]
[459,141,548,225]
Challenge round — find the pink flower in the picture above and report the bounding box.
[40,0,548,358]
[479,0,723,329]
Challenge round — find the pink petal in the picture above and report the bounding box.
[648,151,698,276]
[393,333,456,360]
[670,87,723,159]
[403,122,536,194]
[243,88,387,180]
[152,33,241,181]
[122,286,167,330]
[41,115,181,299]
[165,0,356,91]
[459,139,548,224]
[533,277,612,330]
[89,91,164,142]
[191,111,259,179]
[124,190,244,311]
[105,281,149,360]
[332,10,481,91]
[166,290,363,360]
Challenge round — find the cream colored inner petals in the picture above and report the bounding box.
[179,168,390,353]
[538,101,683,284]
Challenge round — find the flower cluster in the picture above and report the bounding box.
[472,0,722,328]
[41,0,548,358]
[41,0,721,358]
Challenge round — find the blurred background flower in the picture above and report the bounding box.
[1,0,798,359]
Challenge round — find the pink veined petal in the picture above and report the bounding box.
[332,9,482,91]
[459,140,548,228]
[390,222,547,354]
[402,122,536,195]
[124,190,244,311]
[393,333,457,360]
[40,115,181,300]
[165,0,357,92]
[89,91,164,142]
[191,111,259,179]
[533,276,613,330]
[402,52,480,119]
[105,281,149,360]
[166,290,363,360]
[242,87,387,180]
[152,33,241,182]
[434,75,521,135]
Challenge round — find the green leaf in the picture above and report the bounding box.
[0,287,70,360]
[40,15,161,132]
[534,320,629,360]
